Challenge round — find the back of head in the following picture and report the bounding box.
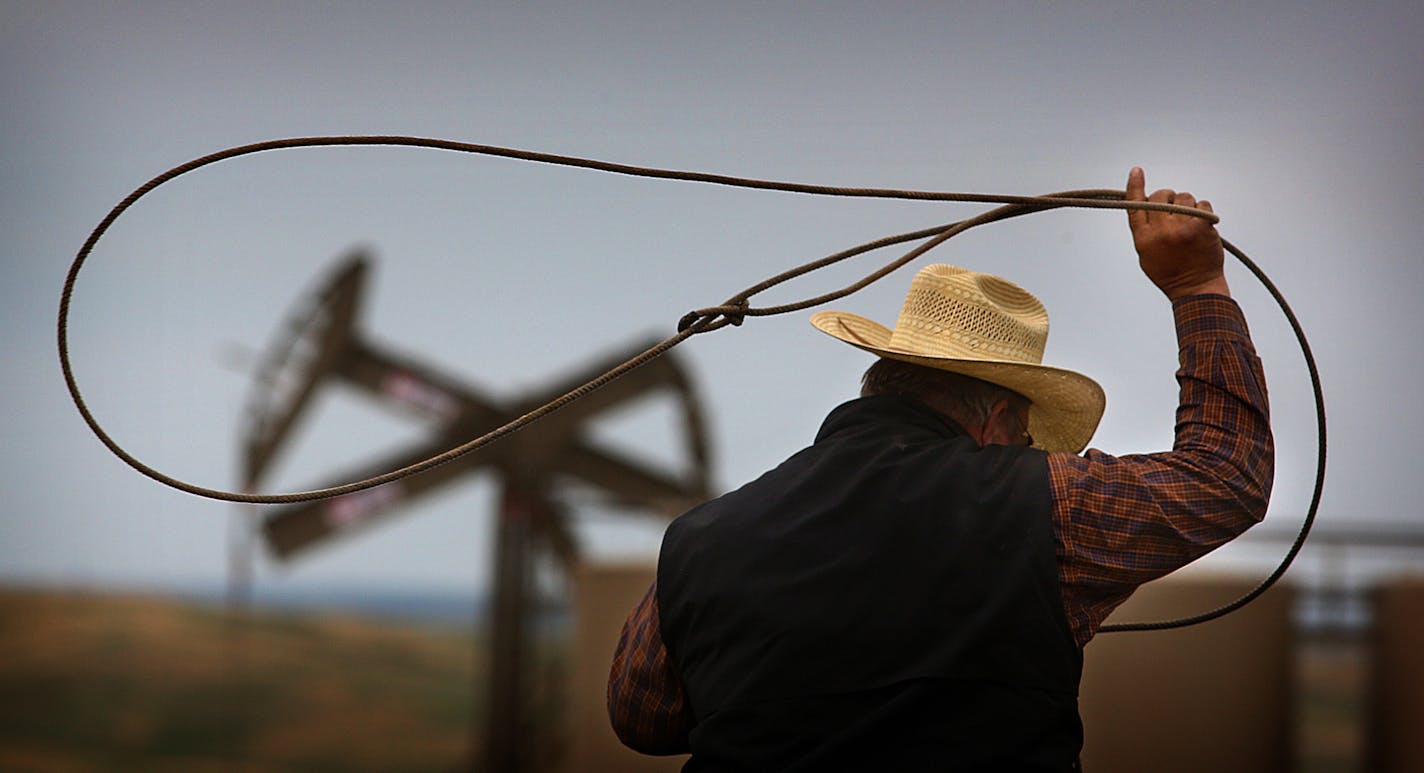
[860,357,1028,429]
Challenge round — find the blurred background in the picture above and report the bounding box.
[3,1,1421,770]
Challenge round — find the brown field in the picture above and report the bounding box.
[0,587,487,771]
[0,586,1375,772]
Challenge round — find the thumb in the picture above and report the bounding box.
[1125,167,1148,229]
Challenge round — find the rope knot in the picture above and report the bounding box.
[678,300,748,333]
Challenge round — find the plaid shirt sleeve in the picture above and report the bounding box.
[1048,294,1274,646]
[607,581,693,754]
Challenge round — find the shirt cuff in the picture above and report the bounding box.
[1172,294,1252,348]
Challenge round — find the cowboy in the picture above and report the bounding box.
[608,168,1273,771]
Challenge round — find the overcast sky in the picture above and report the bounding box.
[3,1,1421,599]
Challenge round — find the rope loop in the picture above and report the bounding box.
[57,135,1324,633]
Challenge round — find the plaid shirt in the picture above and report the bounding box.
[607,294,1273,754]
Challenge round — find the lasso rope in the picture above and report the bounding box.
[58,136,1325,631]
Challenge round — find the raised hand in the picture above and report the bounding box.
[1126,167,1229,300]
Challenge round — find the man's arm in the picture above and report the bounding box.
[607,582,694,754]
[1048,169,1274,646]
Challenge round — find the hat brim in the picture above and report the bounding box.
[811,310,1105,454]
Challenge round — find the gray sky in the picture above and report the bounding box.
[3,1,1421,598]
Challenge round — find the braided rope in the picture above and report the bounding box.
[58,136,1325,631]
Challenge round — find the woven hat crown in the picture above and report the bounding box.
[889,265,1049,364]
[809,263,1106,453]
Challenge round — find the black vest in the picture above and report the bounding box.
[658,395,1083,772]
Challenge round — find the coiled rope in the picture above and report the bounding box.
[58,136,1325,631]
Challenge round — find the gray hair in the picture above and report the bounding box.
[860,357,1028,427]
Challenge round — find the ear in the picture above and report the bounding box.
[979,399,1016,446]
[986,399,1013,423]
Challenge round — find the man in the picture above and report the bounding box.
[607,168,1273,771]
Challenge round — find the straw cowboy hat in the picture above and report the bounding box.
[810,264,1105,454]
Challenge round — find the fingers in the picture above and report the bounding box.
[1126,167,1147,228]
[1127,167,1214,228]
[1148,187,1175,204]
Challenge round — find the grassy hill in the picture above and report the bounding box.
[0,586,494,771]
